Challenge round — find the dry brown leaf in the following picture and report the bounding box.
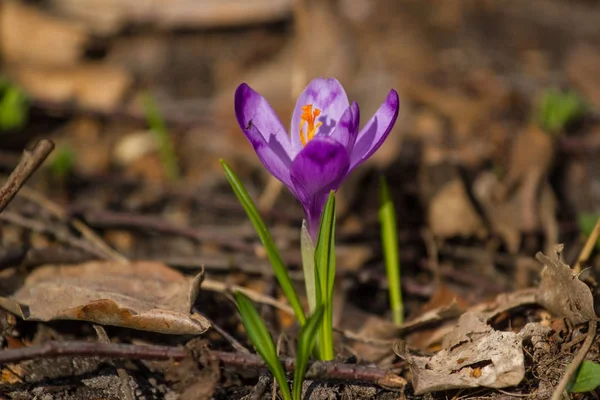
[473,125,558,253]
[49,0,293,34]
[11,64,132,111]
[428,179,487,240]
[351,315,400,364]
[395,313,536,394]
[535,245,598,325]
[0,261,210,335]
[0,1,87,67]
[565,44,600,111]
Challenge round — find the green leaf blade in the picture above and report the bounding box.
[378,176,404,325]
[293,306,324,400]
[234,292,292,400]
[221,159,306,326]
[142,93,180,180]
[314,191,336,360]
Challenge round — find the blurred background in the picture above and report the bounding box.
[1,0,600,321]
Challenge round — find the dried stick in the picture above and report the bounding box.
[0,341,405,388]
[551,320,597,400]
[17,186,127,262]
[573,216,600,273]
[93,325,134,400]
[0,139,54,213]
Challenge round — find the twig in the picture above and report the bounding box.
[0,211,110,260]
[93,325,135,400]
[551,320,597,400]
[17,186,127,262]
[203,315,250,354]
[202,279,295,316]
[248,374,272,400]
[0,341,187,363]
[77,208,253,253]
[573,216,600,273]
[0,139,54,213]
[0,341,405,388]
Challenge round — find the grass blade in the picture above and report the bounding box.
[221,159,306,326]
[314,191,336,360]
[379,176,403,325]
[234,292,292,400]
[293,306,324,400]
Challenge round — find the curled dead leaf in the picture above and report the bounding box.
[12,64,132,111]
[428,179,487,240]
[535,245,598,325]
[0,1,87,67]
[395,313,538,394]
[0,261,209,335]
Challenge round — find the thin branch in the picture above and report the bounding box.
[16,186,127,262]
[551,320,597,400]
[0,341,405,388]
[573,216,600,273]
[0,139,54,213]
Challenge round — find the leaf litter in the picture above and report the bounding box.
[3,0,600,398]
[0,260,210,335]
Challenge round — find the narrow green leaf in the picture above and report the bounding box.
[570,360,600,392]
[314,191,336,360]
[301,220,317,314]
[293,306,324,400]
[221,159,306,326]
[49,145,76,180]
[234,292,292,400]
[142,93,180,180]
[378,176,404,325]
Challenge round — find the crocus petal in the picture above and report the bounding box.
[349,89,400,171]
[329,101,360,153]
[291,78,350,155]
[290,137,350,239]
[235,83,293,156]
[235,83,293,186]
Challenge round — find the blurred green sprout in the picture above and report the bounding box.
[537,88,586,134]
[0,77,28,132]
[142,93,180,180]
[49,144,76,180]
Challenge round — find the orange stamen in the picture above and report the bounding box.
[299,104,323,146]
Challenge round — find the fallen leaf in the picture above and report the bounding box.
[395,314,532,394]
[0,1,87,67]
[565,44,600,111]
[12,63,132,111]
[49,0,293,34]
[0,261,210,335]
[404,284,470,351]
[428,178,487,240]
[472,124,559,254]
[442,312,491,350]
[535,245,598,325]
[351,315,400,364]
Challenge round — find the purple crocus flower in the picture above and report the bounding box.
[235,77,400,240]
